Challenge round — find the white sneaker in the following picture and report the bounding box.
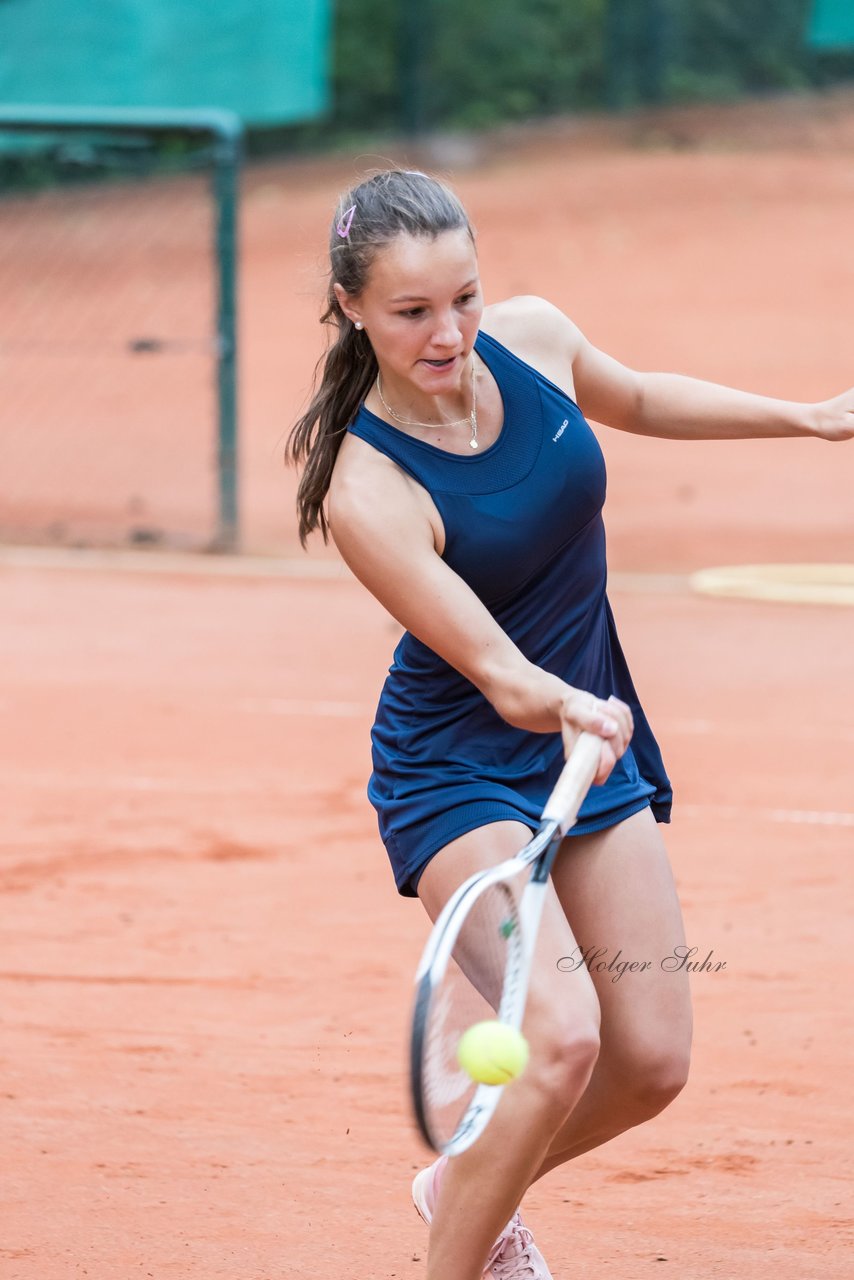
[485,1210,553,1280]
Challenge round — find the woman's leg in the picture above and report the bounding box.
[417,821,601,1280]
[534,806,693,1177]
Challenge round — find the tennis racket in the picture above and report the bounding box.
[410,731,602,1156]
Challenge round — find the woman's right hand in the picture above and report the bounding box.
[559,690,634,785]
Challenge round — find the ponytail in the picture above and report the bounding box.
[286,298,376,546]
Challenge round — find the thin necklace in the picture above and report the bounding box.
[376,358,479,451]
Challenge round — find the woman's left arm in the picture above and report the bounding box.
[569,323,854,444]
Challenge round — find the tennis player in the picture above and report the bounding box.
[287,170,853,1280]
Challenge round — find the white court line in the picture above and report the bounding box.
[659,718,854,744]
[680,804,854,828]
[0,545,350,580]
[3,771,279,795]
[236,709,853,740]
[5,547,853,608]
[6,770,852,827]
[659,718,716,735]
[609,571,689,594]
[0,545,690,593]
[235,697,371,717]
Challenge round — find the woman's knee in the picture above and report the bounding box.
[529,1018,601,1111]
[613,1037,691,1120]
[636,1044,690,1111]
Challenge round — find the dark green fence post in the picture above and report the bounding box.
[605,0,670,108]
[638,0,670,104]
[211,118,242,553]
[400,0,432,136]
[604,0,636,109]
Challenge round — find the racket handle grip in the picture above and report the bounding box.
[542,732,602,834]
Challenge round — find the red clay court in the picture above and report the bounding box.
[1,92,853,1277]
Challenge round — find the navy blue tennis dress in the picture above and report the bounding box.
[348,329,671,897]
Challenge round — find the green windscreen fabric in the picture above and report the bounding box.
[808,0,854,47]
[0,1,331,125]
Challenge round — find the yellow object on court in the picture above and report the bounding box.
[457,1020,530,1085]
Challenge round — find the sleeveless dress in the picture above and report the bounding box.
[347,329,671,897]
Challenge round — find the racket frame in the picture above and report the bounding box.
[410,732,602,1156]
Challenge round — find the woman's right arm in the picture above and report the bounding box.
[328,442,632,783]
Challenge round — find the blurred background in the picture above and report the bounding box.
[0,0,852,561]
[303,0,854,139]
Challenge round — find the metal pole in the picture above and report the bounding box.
[400,0,430,137]
[639,0,669,105]
[212,129,241,553]
[604,0,635,110]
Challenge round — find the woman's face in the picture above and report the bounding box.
[336,228,483,399]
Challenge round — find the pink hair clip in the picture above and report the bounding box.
[336,204,356,238]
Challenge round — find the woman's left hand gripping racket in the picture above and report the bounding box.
[410,732,602,1156]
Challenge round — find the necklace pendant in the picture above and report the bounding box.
[469,438,479,450]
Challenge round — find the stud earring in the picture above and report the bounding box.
[354,321,363,330]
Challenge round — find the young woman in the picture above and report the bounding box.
[287,169,852,1280]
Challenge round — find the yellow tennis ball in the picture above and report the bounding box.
[457,1020,529,1085]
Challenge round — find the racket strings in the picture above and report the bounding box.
[420,880,524,1149]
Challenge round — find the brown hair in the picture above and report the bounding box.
[285,169,474,546]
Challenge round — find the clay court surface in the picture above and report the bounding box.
[2,93,853,1276]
